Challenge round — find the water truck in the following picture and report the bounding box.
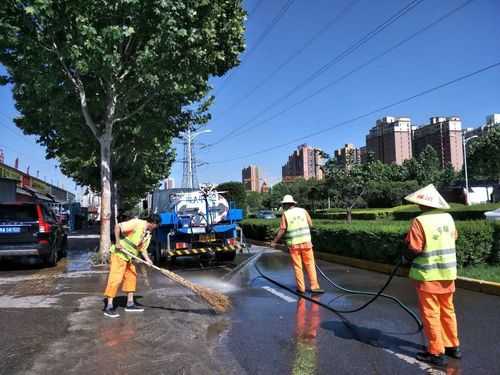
[148,184,244,264]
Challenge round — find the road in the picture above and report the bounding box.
[0,234,499,374]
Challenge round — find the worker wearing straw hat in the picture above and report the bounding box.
[103,214,160,318]
[271,195,324,295]
[404,184,461,366]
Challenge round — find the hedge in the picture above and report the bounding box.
[311,204,500,221]
[241,219,498,267]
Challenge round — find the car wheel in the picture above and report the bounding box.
[43,245,58,267]
[59,236,68,258]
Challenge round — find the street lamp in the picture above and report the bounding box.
[462,132,478,205]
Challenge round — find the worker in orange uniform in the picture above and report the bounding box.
[103,214,160,318]
[271,195,324,295]
[404,184,461,366]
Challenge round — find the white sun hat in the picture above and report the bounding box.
[281,194,297,205]
[404,184,450,209]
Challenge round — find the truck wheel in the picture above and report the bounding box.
[153,241,161,264]
[215,250,236,263]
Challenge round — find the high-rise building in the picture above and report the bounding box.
[282,144,324,182]
[242,165,260,192]
[334,144,361,167]
[413,116,464,171]
[261,181,270,193]
[465,113,500,138]
[366,116,413,165]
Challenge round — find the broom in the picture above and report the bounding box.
[119,248,231,313]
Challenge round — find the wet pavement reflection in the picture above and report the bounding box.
[292,296,321,375]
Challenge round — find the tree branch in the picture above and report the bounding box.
[20,6,101,140]
[114,96,155,124]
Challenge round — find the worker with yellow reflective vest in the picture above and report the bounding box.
[404,184,461,367]
[271,195,324,295]
[103,214,160,318]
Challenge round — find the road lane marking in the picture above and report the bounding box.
[261,286,297,303]
[383,349,444,374]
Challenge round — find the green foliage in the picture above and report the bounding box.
[458,264,500,283]
[241,219,497,267]
[364,180,420,208]
[246,191,264,213]
[455,221,494,266]
[468,127,500,182]
[321,145,459,219]
[265,179,326,211]
[323,159,389,221]
[217,182,247,210]
[392,204,500,221]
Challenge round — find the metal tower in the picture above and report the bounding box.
[180,128,211,189]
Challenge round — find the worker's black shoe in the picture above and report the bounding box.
[416,351,447,367]
[103,306,120,318]
[445,347,462,359]
[310,288,325,294]
[125,304,144,312]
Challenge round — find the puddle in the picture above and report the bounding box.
[206,320,230,342]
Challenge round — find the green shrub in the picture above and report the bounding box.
[240,219,496,267]
[455,221,494,266]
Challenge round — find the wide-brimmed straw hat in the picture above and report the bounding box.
[404,184,450,209]
[281,194,297,205]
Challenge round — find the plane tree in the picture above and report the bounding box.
[0,0,245,258]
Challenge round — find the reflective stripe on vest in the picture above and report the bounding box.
[111,219,147,261]
[409,213,457,281]
[284,207,311,246]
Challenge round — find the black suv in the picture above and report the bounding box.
[0,202,68,266]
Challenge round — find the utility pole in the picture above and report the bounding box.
[180,128,211,189]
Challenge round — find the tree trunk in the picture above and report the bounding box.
[98,135,112,261]
[346,207,352,224]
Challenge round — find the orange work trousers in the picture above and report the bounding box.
[104,253,137,298]
[289,246,320,292]
[417,289,460,355]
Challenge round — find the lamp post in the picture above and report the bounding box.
[462,132,478,205]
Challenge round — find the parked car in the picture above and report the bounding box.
[256,210,276,220]
[0,202,68,266]
[485,208,500,221]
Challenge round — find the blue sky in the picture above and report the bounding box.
[1,0,500,191]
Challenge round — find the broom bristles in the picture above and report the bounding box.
[159,268,231,313]
[119,248,231,313]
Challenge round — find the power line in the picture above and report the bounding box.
[209,0,426,146]
[248,0,265,17]
[211,0,476,142]
[209,60,500,164]
[217,0,361,118]
[214,0,296,96]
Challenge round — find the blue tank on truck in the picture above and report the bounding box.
[148,186,245,264]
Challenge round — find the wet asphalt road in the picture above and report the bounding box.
[0,235,499,375]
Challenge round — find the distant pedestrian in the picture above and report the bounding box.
[103,214,160,318]
[404,184,461,366]
[271,195,324,295]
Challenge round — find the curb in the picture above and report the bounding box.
[249,240,500,297]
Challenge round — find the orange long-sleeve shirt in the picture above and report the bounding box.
[405,219,457,294]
